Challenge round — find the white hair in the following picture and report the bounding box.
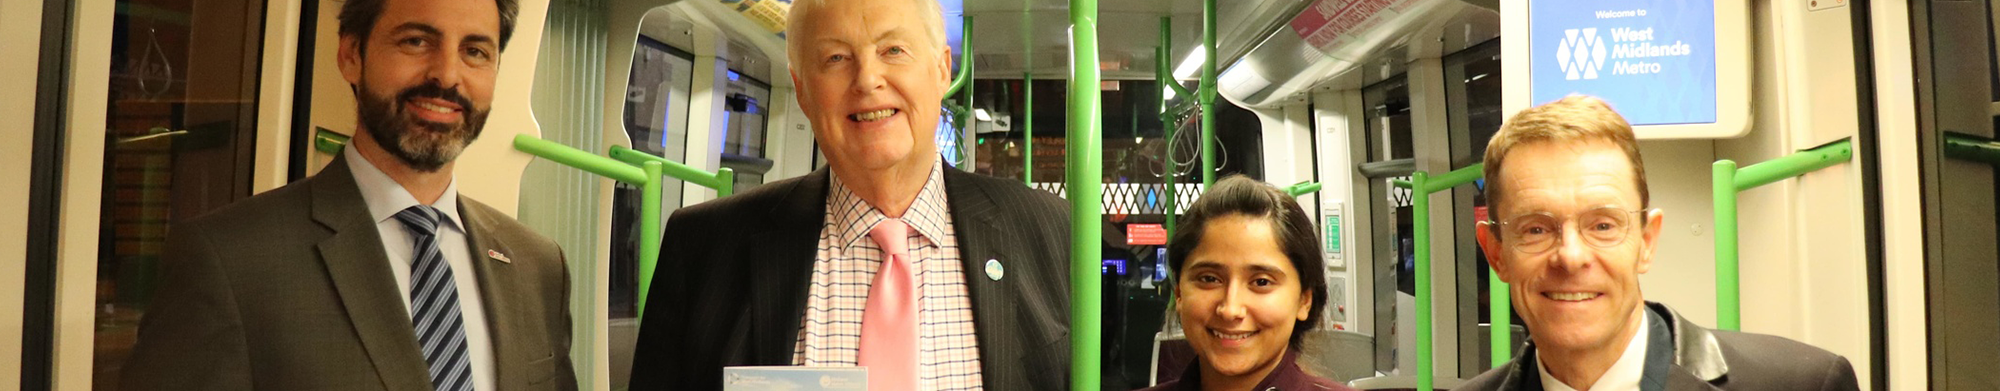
[787,0,949,50]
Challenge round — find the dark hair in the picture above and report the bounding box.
[338,0,520,51]
[1166,175,1329,351]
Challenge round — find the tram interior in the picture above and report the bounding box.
[16,0,1998,389]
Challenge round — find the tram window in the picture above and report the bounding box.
[91,0,269,387]
[613,35,695,319]
[1363,77,1414,161]
[720,70,774,194]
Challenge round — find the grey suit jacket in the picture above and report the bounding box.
[1455,302,1859,391]
[628,165,1073,390]
[121,154,577,391]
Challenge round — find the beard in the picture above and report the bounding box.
[356,80,490,172]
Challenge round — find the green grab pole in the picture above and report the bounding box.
[637,161,664,317]
[1713,160,1740,331]
[1284,181,1322,196]
[1423,163,1484,193]
[1068,0,1103,388]
[716,167,736,198]
[1392,179,1413,189]
[1412,171,1434,391]
[1946,133,2000,163]
[945,15,974,97]
[1159,17,1193,99]
[608,146,726,190]
[1732,140,1853,191]
[1491,269,1510,366]
[513,135,648,183]
[1025,71,1034,185]
[315,128,350,154]
[1198,0,1217,187]
[1157,18,1180,235]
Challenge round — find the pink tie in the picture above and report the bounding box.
[860,219,918,391]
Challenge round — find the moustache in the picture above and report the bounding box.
[396,82,475,119]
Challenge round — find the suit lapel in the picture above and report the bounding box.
[941,169,1025,387]
[746,168,830,363]
[310,155,433,391]
[460,201,532,390]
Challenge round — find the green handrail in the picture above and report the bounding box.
[1283,181,1322,196]
[315,128,351,154]
[1023,8,1034,186]
[1068,0,1103,388]
[514,135,648,183]
[608,146,737,197]
[1198,0,1217,187]
[1404,163,1497,388]
[1412,171,1435,391]
[514,135,736,319]
[1712,139,1852,330]
[1945,132,2000,164]
[1158,17,1180,236]
[944,15,973,97]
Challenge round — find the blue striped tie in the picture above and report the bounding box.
[395,205,475,391]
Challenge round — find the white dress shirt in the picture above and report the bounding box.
[345,147,496,391]
[1537,314,1648,391]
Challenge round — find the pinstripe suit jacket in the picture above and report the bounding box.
[121,154,577,391]
[629,166,1073,390]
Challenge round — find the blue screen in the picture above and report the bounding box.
[1530,0,1717,126]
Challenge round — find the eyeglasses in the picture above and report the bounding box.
[1482,206,1652,254]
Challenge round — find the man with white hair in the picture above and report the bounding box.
[628,0,1073,389]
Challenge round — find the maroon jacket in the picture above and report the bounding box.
[1138,350,1357,391]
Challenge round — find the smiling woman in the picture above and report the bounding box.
[1144,176,1354,391]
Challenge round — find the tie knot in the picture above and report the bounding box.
[394,205,442,236]
[868,218,909,257]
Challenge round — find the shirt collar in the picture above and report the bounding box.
[1536,312,1649,391]
[826,159,951,247]
[344,145,464,233]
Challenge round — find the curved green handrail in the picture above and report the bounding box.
[1712,139,1852,330]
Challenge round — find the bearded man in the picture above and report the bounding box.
[121,0,576,389]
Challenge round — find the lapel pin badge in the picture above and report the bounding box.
[487,249,512,263]
[984,258,1004,281]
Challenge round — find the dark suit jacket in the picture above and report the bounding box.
[628,166,1073,390]
[121,155,577,391]
[1455,302,1859,391]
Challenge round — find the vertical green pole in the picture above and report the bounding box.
[1158,17,1178,236]
[1713,160,1740,331]
[957,16,975,166]
[1025,73,1034,184]
[1412,171,1434,391]
[715,167,736,198]
[1068,0,1103,389]
[636,162,664,317]
[1024,9,1034,185]
[1490,270,1509,366]
[1198,0,1217,187]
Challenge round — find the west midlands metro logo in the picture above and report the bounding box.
[1557,28,1608,80]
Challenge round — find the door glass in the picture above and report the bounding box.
[93,0,265,388]
[1360,76,1414,373]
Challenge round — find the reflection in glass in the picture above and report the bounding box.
[94,0,266,388]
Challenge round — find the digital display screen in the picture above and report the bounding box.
[1530,0,1717,126]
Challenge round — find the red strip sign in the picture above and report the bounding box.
[1127,224,1168,246]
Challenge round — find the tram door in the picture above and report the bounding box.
[1915,0,2000,388]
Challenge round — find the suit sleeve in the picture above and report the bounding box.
[554,249,580,391]
[120,223,255,390]
[628,212,692,389]
[1816,354,1861,391]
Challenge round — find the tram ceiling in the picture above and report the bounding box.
[947,0,1313,80]
[1215,0,1498,109]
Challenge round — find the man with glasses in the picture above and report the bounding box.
[1457,96,1857,391]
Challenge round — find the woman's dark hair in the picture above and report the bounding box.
[1166,175,1329,351]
